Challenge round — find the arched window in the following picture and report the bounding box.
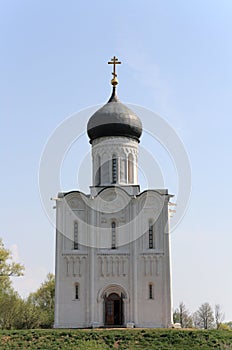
[128,154,133,183]
[74,221,78,250]
[149,221,154,249]
[96,154,101,185]
[75,283,79,300]
[111,221,116,249]
[120,157,127,183]
[112,155,117,184]
[149,283,154,299]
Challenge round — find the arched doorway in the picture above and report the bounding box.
[105,293,123,326]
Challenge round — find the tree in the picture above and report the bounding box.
[0,238,24,292]
[0,238,24,329]
[195,302,215,329]
[0,289,21,329]
[29,273,55,328]
[215,304,224,329]
[173,302,193,328]
[0,239,56,329]
[14,299,42,329]
[224,321,232,329]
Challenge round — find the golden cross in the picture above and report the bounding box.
[108,56,121,81]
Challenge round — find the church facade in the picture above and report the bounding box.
[54,57,173,328]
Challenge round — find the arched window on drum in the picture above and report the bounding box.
[74,221,78,250]
[128,153,133,183]
[95,154,101,185]
[148,220,154,249]
[112,155,118,184]
[111,221,116,249]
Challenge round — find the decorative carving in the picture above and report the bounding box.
[68,199,80,209]
[100,216,107,223]
[97,255,128,278]
[63,255,87,277]
[141,255,163,277]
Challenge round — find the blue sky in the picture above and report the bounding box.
[1,0,232,321]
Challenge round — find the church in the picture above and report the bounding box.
[54,57,173,328]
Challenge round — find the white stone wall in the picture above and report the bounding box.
[54,188,173,328]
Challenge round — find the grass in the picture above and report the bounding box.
[0,328,232,349]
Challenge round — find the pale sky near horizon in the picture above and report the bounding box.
[1,0,232,321]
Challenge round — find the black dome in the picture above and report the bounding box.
[87,88,142,143]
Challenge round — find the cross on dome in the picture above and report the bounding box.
[108,56,121,86]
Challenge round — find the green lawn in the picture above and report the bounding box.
[0,328,232,349]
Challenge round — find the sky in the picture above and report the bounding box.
[1,0,232,321]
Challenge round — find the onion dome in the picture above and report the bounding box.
[87,87,142,143]
[87,56,142,143]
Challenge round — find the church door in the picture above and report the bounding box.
[105,293,123,326]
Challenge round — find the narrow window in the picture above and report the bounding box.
[74,221,78,250]
[120,157,127,183]
[75,284,79,299]
[112,221,116,249]
[149,222,154,249]
[128,154,133,183]
[149,283,154,299]
[112,155,117,184]
[95,155,101,185]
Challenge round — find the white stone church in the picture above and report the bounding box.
[54,57,173,328]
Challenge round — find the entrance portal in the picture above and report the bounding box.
[105,293,123,326]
